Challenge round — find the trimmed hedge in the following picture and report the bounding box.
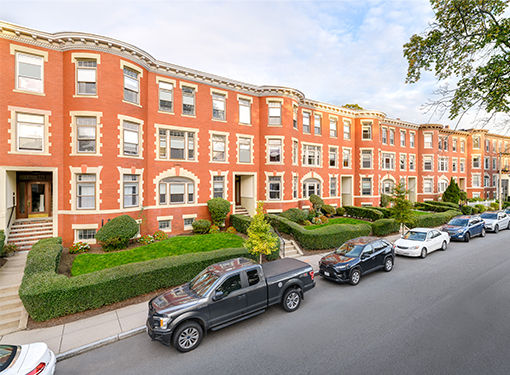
[265,214,371,250]
[230,214,253,234]
[321,204,336,217]
[207,197,231,226]
[414,202,453,213]
[461,205,473,215]
[192,219,211,234]
[374,207,392,218]
[20,237,255,321]
[474,204,486,213]
[344,206,383,221]
[372,219,400,236]
[490,202,499,211]
[407,210,461,228]
[0,230,5,257]
[95,215,139,251]
[336,207,345,216]
[280,208,308,223]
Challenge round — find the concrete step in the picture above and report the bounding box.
[0,318,21,335]
[7,234,53,245]
[0,292,19,304]
[0,299,22,312]
[8,229,53,237]
[0,285,20,294]
[0,306,23,321]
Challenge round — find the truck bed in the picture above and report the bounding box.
[262,258,312,282]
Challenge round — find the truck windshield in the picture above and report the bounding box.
[189,268,220,297]
[335,243,365,257]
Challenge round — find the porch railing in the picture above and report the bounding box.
[466,199,496,207]
[274,228,286,258]
[7,205,16,229]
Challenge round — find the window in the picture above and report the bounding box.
[343,120,351,140]
[330,177,337,197]
[343,149,351,168]
[123,175,139,208]
[268,102,282,125]
[473,136,480,149]
[461,140,465,153]
[268,176,281,200]
[247,269,260,286]
[302,144,321,166]
[217,274,241,298]
[382,179,394,194]
[438,180,448,193]
[493,157,497,170]
[361,150,372,169]
[77,229,96,240]
[239,99,251,124]
[76,117,96,153]
[213,176,224,198]
[239,137,251,163]
[293,175,298,199]
[400,154,406,170]
[486,140,490,152]
[453,138,457,152]
[473,175,480,188]
[329,147,338,167]
[452,158,458,172]
[159,177,194,204]
[362,123,372,140]
[292,140,298,165]
[424,179,433,193]
[460,159,465,172]
[438,136,443,151]
[77,174,96,209]
[123,67,139,104]
[493,140,497,152]
[159,220,171,231]
[381,153,394,170]
[314,114,321,135]
[303,112,311,133]
[123,121,139,156]
[484,175,490,187]
[212,93,226,120]
[182,86,195,115]
[484,157,490,169]
[293,106,298,129]
[77,60,97,95]
[303,179,321,198]
[159,81,173,112]
[473,156,480,168]
[409,155,415,171]
[17,113,44,152]
[438,157,448,172]
[16,52,43,93]
[268,139,282,163]
[330,118,337,137]
[424,156,433,171]
[389,129,395,145]
[400,131,406,147]
[184,217,195,229]
[382,128,388,144]
[424,133,432,148]
[212,134,227,162]
[362,178,371,196]
[159,130,195,160]
[409,132,415,148]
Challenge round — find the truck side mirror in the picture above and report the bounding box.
[213,291,224,301]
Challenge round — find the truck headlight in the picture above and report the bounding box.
[156,316,171,329]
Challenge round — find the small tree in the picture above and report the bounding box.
[459,191,468,204]
[442,177,461,204]
[207,197,231,226]
[389,182,414,233]
[244,201,278,264]
[309,194,324,216]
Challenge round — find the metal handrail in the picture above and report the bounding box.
[7,205,16,229]
[273,228,286,258]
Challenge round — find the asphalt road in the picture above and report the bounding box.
[56,230,510,375]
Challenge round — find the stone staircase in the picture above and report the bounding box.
[6,219,53,251]
[0,252,28,336]
[235,206,250,216]
[281,239,303,258]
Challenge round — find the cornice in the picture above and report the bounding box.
[381,118,419,130]
[419,123,444,130]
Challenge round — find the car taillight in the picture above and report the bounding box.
[310,270,314,280]
[26,362,46,375]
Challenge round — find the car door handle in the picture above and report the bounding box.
[238,294,246,300]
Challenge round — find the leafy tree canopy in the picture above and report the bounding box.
[343,103,364,110]
[404,0,510,125]
[442,177,461,204]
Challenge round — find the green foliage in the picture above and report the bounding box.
[321,204,336,217]
[336,207,345,216]
[374,207,392,218]
[209,225,220,234]
[461,205,474,215]
[304,217,367,230]
[20,237,253,321]
[442,177,461,204]
[414,202,455,212]
[153,231,168,241]
[226,226,237,234]
[490,202,499,211]
[280,208,308,223]
[230,214,253,234]
[372,219,400,236]
[380,194,391,208]
[475,204,486,213]
[138,235,155,245]
[266,214,371,250]
[192,219,211,234]
[344,206,383,221]
[472,206,480,214]
[0,230,5,257]
[3,243,20,255]
[309,194,324,213]
[244,202,279,263]
[460,191,468,203]
[207,198,231,226]
[69,242,90,254]
[407,210,461,229]
[503,201,510,209]
[404,0,510,126]
[343,103,364,110]
[95,215,139,252]
[390,182,414,225]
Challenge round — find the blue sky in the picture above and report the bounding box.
[2,0,500,133]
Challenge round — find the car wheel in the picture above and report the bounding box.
[349,268,361,285]
[420,248,427,259]
[173,321,203,353]
[282,288,301,312]
[481,228,486,237]
[441,241,447,251]
[464,232,470,242]
[384,257,394,272]
[494,225,499,234]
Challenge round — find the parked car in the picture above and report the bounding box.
[394,228,449,258]
[318,237,395,286]
[442,215,486,242]
[480,211,510,233]
[147,257,315,352]
[0,343,56,375]
[505,207,510,215]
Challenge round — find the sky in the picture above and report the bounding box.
[1,0,505,134]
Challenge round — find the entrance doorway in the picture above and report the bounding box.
[341,176,353,206]
[17,172,52,219]
[235,176,241,206]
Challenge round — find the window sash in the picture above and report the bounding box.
[239,138,251,163]
[239,100,251,124]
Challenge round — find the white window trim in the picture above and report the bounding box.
[301,141,322,167]
[180,81,199,118]
[265,135,285,165]
[342,147,353,169]
[183,214,198,230]
[11,44,48,96]
[267,98,283,127]
[423,132,433,149]
[211,88,229,122]
[72,223,99,245]
[423,154,434,172]
[8,106,52,155]
[117,114,144,159]
[237,94,253,126]
[265,171,285,201]
[120,60,143,107]
[329,145,339,169]
[410,131,416,148]
[302,110,312,134]
[154,167,200,208]
[69,166,103,213]
[210,130,230,163]
[69,111,103,156]
[155,124,199,162]
[209,170,229,199]
[292,138,299,166]
[360,148,374,169]
[157,215,174,233]
[117,167,144,210]
[361,121,373,141]
[236,133,254,165]
[72,52,100,98]
[156,76,177,115]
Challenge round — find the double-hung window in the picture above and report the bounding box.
[123,175,139,208]
[473,156,481,168]
[452,159,458,172]
[438,157,448,172]
[159,177,194,205]
[292,140,298,165]
[424,156,433,171]
[159,82,173,112]
[17,113,44,152]
[400,131,406,147]
[268,176,281,200]
[213,176,225,198]
[329,147,338,167]
[424,134,432,148]
[473,175,480,188]
[76,117,96,153]
[330,177,337,197]
[182,86,195,115]
[400,154,406,170]
[303,145,321,166]
[330,118,337,137]
[303,112,311,133]
[362,123,372,140]
[438,137,443,151]
[293,106,298,129]
[77,60,97,95]
[424,179,433,193]
[268,139,282,163]
[361,150,372,169]
[461,140,465,153]
[484,157,490,169]
[343,120,351,140]
[362,178,371,196]
[239,137,251,163]
[438,180,448,193]
[268,102,282,125]
[486,140,490,152]
[343,149,351,168]
[484,175,490,187]
[444,137,448,151]
[77,174,96,209]
[409,155,415,171]
[123,121,139,156]
[410,132,415,147]
[453,139,457,152]
[460,159,465,172]
[16,52,44,93]
[123,68,139,104]
[293,176,298,199]
[239,99,251,124]
[159,130,195,160]
[382,153,394,170]
[473,136,480,149]
[493,157,497,170]
[389,129,395,145]
[212,93,226,120]
[382,128,388,144]
[212,135,226,162]
[314,114,321,135]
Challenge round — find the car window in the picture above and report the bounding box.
[427,231,433,239]
[246,269,260,286]
[217,274,242,298]
[362,244,373,254]
[433,230,441,238]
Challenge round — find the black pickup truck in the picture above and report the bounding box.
[147,257,315,352]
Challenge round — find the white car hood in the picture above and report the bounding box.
[482,218,497,225]
[395,238,424,248]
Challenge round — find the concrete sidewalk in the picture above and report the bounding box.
[0,232,405,361]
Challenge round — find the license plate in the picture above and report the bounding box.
[324,271,330,276]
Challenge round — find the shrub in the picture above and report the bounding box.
[442,177,461,204]
[504,201,510,209]
[303,220,312,226]
[138,235,155,245]
[153,231,168,241]
[265,214,371,250]
[380,194,391,208]
[344,206,383,221]
[245,202,279,263]
[372,219,400,236]
[319,215,329,224]
[309,194,324,213]
[230,214,253,234]
[414,202,453,213]
[336,207,345,216]
[406,210,461,228]
[209,225,220,234]
[461,205,473,215]
[192,219,211,234]
[472,206,479,214]
[490,202,499,211]
[3,243,20,255]
[69,242,90,254]
[226,226,237,234]
[96,215,139,252]
[207,198,231,226]
[280,208,308,223]
[321,204,336,217]
[374,207,392,218]
[311,217,322,225]
[475,204,486,213]
[19,237,253,321]
[0,230,5,257]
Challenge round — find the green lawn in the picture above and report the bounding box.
[71,233,244,276]
[304,217,367,230]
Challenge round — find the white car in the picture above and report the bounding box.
[0,343,55,375]
[480,212,510,233]
[394,228,450,259]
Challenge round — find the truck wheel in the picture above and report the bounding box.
[173,321,203,353]
[282,288,301,312]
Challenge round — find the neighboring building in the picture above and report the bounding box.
[1,21,510,247]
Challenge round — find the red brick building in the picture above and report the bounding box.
[1,21,509,248]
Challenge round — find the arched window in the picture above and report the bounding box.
[303,178,321,198]
[381,179,395,194]
[159,177,194,205]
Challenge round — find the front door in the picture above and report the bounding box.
[17,181,51,219]
[235,176,241,206]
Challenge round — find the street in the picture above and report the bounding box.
[56,231,510,375]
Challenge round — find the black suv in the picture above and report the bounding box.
[319,237,395,285]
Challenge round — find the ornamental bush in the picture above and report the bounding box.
[374,207,391,218]
[475,204,486,213]
[69,242,90,254]
[230,214,253,234]
[490,202,499,211]
[414,202,453,213]
[209,225,220,234]
[207,198,231,226]
[95,215,139,252]
[372,219,400,236]
[344,206,383,221]
[192,219,211,234]
[472,206,479,214]
[336,207,345,216]
[226,226,237,234]
[138,235,155,245]
[280,208,308,223]
[321,204,336,217]
[406,210,460,229]
[309,194,324,213]
[0,230,5,257]
[153,231,168,241]
[461,205,473,215]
